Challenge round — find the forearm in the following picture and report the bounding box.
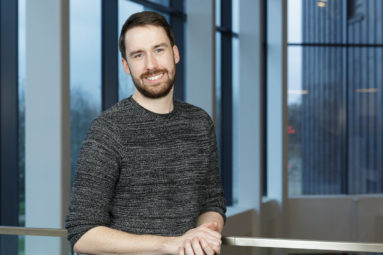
[74,226,176,255]
[196,211,224,233]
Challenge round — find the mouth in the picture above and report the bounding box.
[143,71,166,85]
[146,73,164,81]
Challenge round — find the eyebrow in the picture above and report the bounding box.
[128,43,170,58]
[153,43,169,49]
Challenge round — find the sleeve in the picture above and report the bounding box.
[65,117,122,248]
[200,121,227,221]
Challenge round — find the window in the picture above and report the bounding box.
[70,0,102,182]
[287,0,383,195]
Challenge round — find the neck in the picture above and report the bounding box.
[132,88,174,114]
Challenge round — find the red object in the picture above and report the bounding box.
[288,125,296,134]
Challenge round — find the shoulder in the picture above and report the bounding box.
[86,98,134,137]
[174,100,214,126]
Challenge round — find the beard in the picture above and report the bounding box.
[131,67,176,99]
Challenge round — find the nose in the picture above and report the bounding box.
[145,53,158,70]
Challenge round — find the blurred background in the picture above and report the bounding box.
[1,0,383,254]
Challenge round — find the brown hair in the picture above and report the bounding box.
[119,11,175,61]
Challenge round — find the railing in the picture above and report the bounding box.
[1,226,383,253]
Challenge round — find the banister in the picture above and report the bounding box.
[1,226,383,253]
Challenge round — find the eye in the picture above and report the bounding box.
[155,48,164,53]
[134,53,143,59]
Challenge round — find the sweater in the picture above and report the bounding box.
[65,96,226,248]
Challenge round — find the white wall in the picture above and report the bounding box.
[25,0,71,253]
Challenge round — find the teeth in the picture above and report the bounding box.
[147,73,163,81]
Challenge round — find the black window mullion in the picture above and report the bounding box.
[220,0,233,206]
[262,0,268,197]
[0,0,19,254]
[102,0,119,111]
[170,0,185,100]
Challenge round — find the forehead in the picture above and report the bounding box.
[124,25,170,52]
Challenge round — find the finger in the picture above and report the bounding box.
[200,238,215,255]
[198,226,222,239]
[191,237,204,255]
[202,235,221,248]
[179,246,185,255]
[196,230,221,245]
[184,239,195,255]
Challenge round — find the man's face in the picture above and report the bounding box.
[121,25,180,99]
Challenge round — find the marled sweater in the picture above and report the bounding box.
[65,96,226,248]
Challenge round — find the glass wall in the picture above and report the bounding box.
[287,0,383,195]
[70,0,102,181]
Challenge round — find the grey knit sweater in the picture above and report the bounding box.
[65,97,226,248]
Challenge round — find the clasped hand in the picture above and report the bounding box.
[176,222,222,255]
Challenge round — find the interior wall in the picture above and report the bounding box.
[288,196,383,242]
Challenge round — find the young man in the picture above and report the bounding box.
[65,11,226,255]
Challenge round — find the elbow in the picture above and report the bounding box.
[73,241,81,254]
[73,238,87,254]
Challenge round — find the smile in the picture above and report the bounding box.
[146,73,164,81]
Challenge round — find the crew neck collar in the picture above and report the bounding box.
[128,96,177,118]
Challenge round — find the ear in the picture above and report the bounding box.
[172,45,180,64]
[121,57,131,75]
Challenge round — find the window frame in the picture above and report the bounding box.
[0,0,19,253]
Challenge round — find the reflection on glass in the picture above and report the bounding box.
[70,0,102,182]
[118,0,170,100]
[287,0,383,196]
[288,0,346,44]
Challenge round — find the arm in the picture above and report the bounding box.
[197,211,224,233]
[74,224,222,255]
[73,226,172,255]
[177,213,224,255]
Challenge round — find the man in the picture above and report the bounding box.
[65,11,226,255]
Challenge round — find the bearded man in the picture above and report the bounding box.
[65,11,226,255]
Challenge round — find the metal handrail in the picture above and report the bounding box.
[1,226,383,253]
[222,237,383,253]
[0,226,66,237]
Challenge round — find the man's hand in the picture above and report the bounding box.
[174,222,222,255]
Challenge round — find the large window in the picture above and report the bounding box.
[287,0,383,195]
[70,0,102,181]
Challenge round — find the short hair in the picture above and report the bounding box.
[119,11,175,61]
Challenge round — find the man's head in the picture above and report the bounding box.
[119,11,179,99]
[119,11,175,61]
